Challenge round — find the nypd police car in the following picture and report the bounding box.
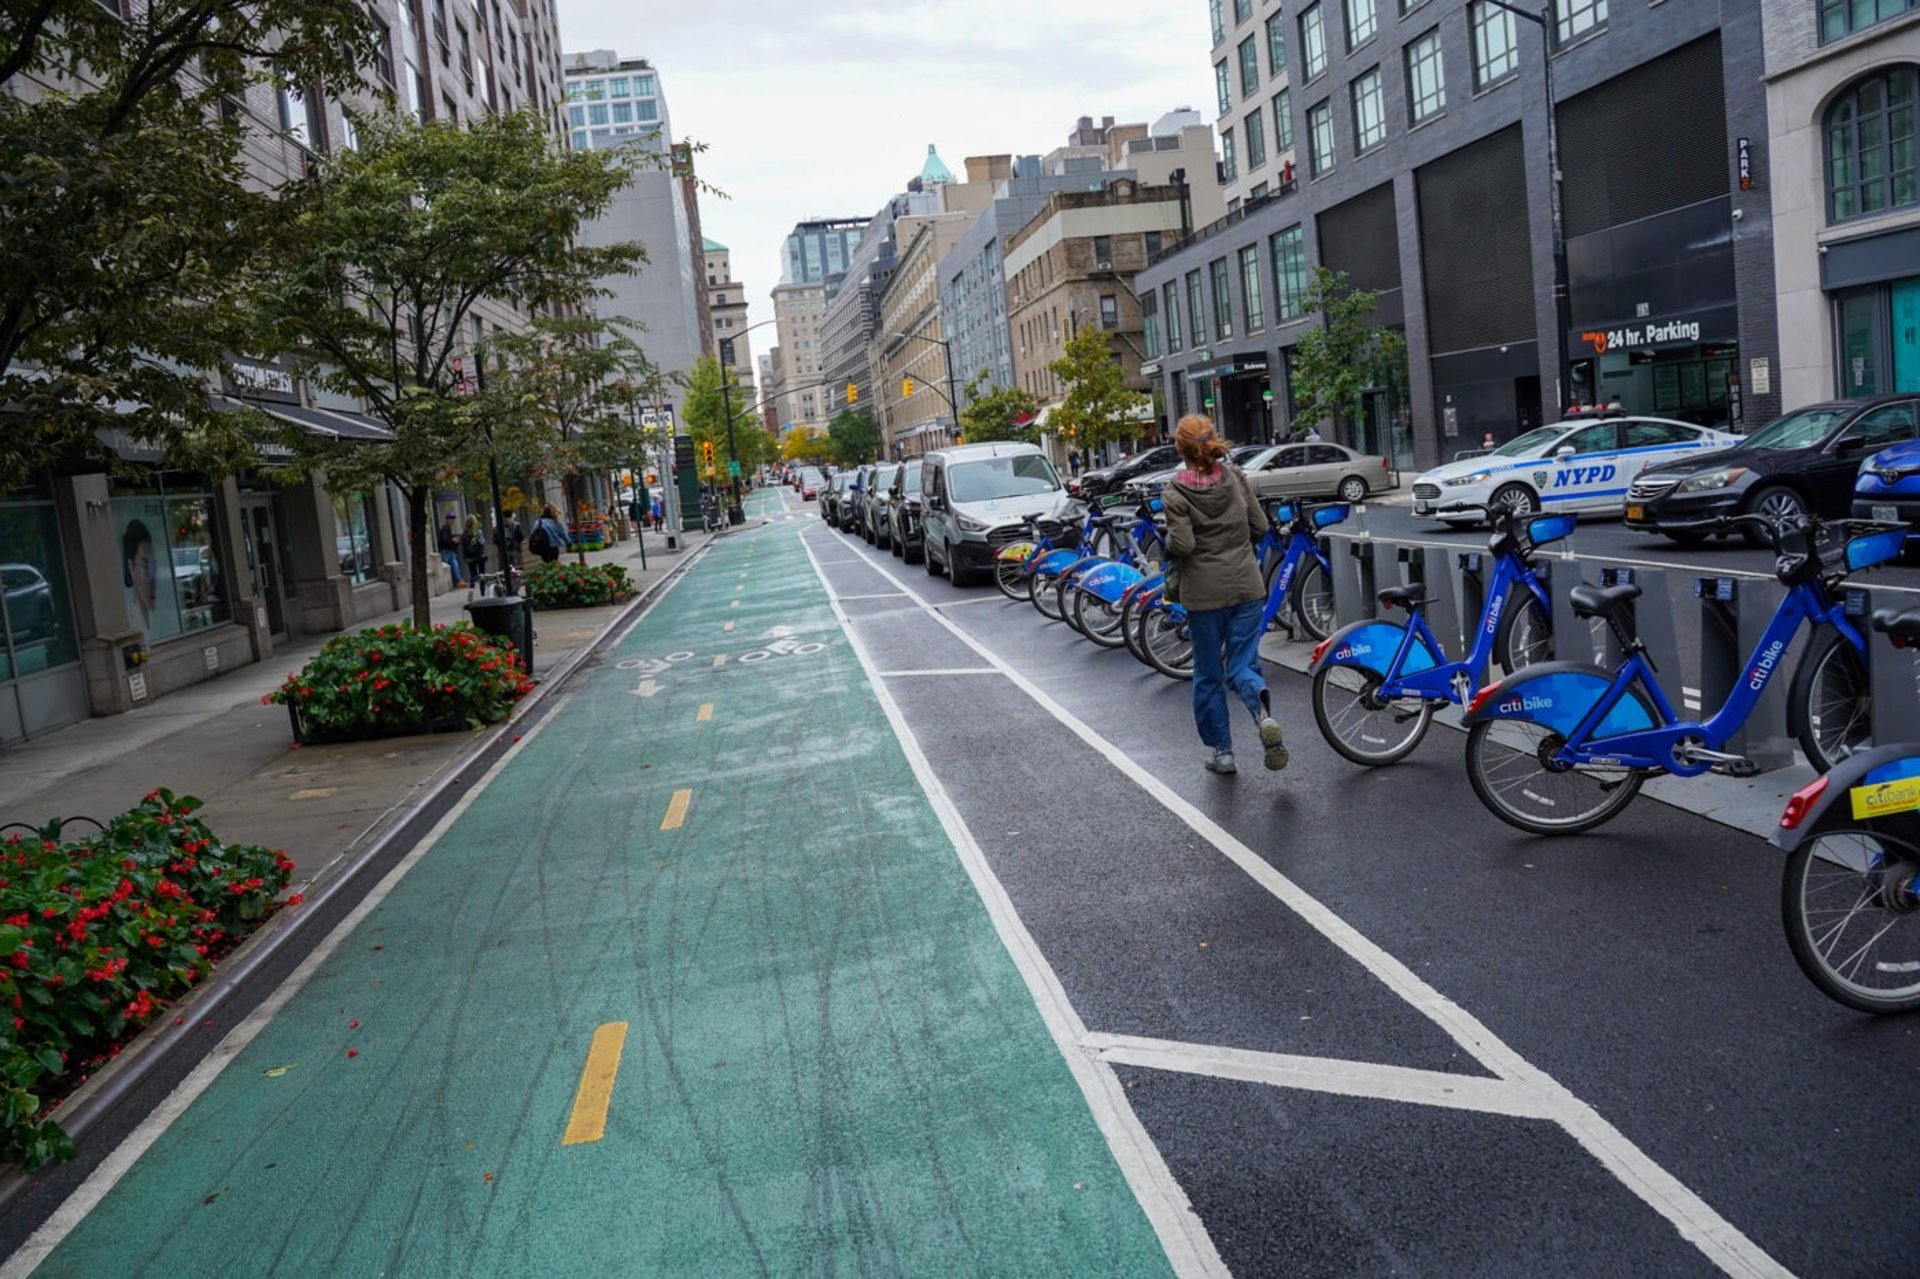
[1411,411,1740,525]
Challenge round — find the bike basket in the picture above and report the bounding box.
[1312,503,1351,529]
[1844,526,1906,572]
[1526,513,1577,548]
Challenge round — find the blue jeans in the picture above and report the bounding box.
[440,548,465,584]
[1188,598,1268,751]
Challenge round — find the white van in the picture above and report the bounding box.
[919,442,1076,585]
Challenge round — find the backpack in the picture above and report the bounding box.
[529,520,557,561]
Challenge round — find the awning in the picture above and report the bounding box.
[237,397,393,442]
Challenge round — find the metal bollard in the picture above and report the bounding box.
[1848,586,1920,742]
[1454,551,1488,681]
[1542,558,1598,665]
[1695,576,1794,772]
[1332,537,1377,626]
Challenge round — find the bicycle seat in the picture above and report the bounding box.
[1871,606,1920,647]
[1569,581,1641,625]
[1376,585,1430,612]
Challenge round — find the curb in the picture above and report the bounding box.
[0,535,717,1207]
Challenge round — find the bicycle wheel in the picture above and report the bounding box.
[1122,588,1153,665]
[994,553,1030,602]
[1058,576,1087,636]
[1311,664,1431,766]
[1464,718,1645,834]
[1141,604,1194,681]
[1290,557,1336,642]
[1494,592,1553,675]
[1030,568,1067,621]
[1075,585,1131,649]
[1782,827,1920,1013]
[1791,630,1873,772]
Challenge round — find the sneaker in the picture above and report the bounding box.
[1205,748,1237,775]
[1259,718,1289,771]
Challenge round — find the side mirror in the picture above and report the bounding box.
[1554,445,1577,459]
[1834,436,1867,455]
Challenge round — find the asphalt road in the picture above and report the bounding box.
[802,488,1920,1277]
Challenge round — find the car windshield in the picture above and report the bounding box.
[874,465,899,489]
[800,469,823,483]
[1490,426,1570,458]
[1239,447,1279,469]
[949,455,1061,502]
[1741,408,1851,451]
[901,462,921,489]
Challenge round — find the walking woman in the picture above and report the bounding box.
[461,514,488,595]
[1161,414,1287,775]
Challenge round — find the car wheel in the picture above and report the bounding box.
[1743,485,1807,547]
[1338,475,1369,503]
[1489,483,1537,522]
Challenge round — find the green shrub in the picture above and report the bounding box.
[265,622,531,737]
[0,792,292,1168]
[523,561,635,610]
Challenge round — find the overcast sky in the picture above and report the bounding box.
[556,0,1216,364]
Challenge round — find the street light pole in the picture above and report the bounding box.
[886,331,963,448]
[1482,0,1572,414]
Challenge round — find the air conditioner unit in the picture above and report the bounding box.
[1094,260,1112,271]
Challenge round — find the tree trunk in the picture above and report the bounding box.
[407,485,433,627]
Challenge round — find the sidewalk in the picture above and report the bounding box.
[0,524,720,884]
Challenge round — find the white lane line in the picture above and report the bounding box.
[798,531,1228,1279]
[1083,1034,1559,1120]
[0,699,574,1279]
[826,547,1789,1279]
[835,592,910,601]
[876,668,1003,677]
[936,595,1019,610]
[811,558,864,566]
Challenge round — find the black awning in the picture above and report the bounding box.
[238,397,393,442]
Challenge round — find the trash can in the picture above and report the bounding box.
[464,595,534,678]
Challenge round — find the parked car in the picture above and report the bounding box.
[798,467,824,500]
[921,442,1075,585]
[845,464,874,532]
[1242,441,1398,503]
[819,472,848,525]
[0,563,56,637]
[887,459,925,562]
[1854,435,1920,546]
[864,462,902,547]
[1628,398,1918,544]
[1414,410,1739,526]
[1075,444,1180,499]
[1124,444,1271,502]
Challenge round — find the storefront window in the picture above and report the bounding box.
[1841,291,1883,396]
[1826,67,1919,223]
[0,500,79,682]
[111,480,229,644]
[333,491,377,584]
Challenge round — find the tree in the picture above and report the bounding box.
[957,370,1040,445]
[0,0,380,490]
[680,354,758,489]
[1288,266,1404,436]
[1047,324,1151,454]
[826,407,880,467]
[480,315,661,562]
[779,426,831,466]
[253,110,649,624]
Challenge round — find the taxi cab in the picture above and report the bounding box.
[1411,410,1738,526]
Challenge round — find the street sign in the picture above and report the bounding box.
[728,460,741,477]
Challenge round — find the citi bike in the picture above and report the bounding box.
[1460,514,1905,835]
[1308,501,1559,766]
[1773,605,1920,1015]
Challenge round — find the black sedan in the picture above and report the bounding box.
[886,459,925,563]
[1625,397,1919,545]
[1074,444,1179,499]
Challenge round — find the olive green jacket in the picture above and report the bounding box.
[1162,466,1267,612]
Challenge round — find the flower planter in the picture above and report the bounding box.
[285,702,470,745]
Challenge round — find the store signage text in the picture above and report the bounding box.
[1578,319,1702,355]
[230,360,295,397]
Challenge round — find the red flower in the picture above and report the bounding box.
[346,1048,359,1058]
[285,893,304,906]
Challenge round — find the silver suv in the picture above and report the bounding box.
[919,442,1075,586]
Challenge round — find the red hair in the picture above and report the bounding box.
[1175,415,1228,471]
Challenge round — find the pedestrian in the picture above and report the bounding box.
[436,513,465,586]
[1481,431,1497,450]
[1303,424,1324,443]
[1068,447,1082,476]
[1160,414,1287,776]
[460,514,486,594]
[528,504,569,564]
[503,513,525,561]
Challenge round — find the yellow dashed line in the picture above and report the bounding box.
[724,621,735,632]
[696,703,713,722]
[713,654,726,669]
[661,789,692,831]
[561,1022,629,1146]
[730,600,739,608]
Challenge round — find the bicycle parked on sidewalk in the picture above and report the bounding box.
[1774,604,1920,1014]
[1458,513,1907,835]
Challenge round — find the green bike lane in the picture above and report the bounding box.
[25,500,1174,1277]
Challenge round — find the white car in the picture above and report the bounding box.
[1411,413,1740,525]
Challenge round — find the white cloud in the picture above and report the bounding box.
[556,0,1215,362]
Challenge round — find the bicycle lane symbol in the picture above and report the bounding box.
[616,651,696,691]
[737,625,827,665]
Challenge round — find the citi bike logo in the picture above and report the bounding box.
[1499,693,1554,714]
[1336,642,1371,660]
[1276,560,1297,594]
[1747,639,1786,691]
[1484,593,1504,636]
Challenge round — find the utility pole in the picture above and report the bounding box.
[718,338,745,524]
[458,351,514,592]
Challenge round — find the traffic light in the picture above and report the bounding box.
[702,440,714,468]
[902,376,915,398]
[846,381,858,404]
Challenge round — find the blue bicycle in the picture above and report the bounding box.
[1461,514,1907,834]
[1309,502,1560,766]
[1063,500,1170,646]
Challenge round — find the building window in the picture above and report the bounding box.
[1210,0,1225,46]
[1216,60,1232,115]
[1187,270,1207,345]
[1234,0,1253,22]
[1828,66,1920,222]
[1222,125,1238,181]
[1239,34,1260,97]
[1405,28,1446,124]
[568,104,585,127]
[587,103,609,126]
[372,19,395,87]
[612,101,632,123]
[1144,297,1161,359]
[565,80,583,101]
[607,76,629,97]
[571,129,587,150]
[1274,89,1294,150]
[1351,67,1386,152]
[1307,99,1335,177]
[279,84,311,146]
[584,79,605,99]
[340,112,358,150]
[1245,108,1267,172]
[1251,181,1270,200]
[1470,0,1520,90]
[633,74,656,96]
[1100,294,1120,329]
[1164,282,1184,351]
[1344,0,1376,50]
[1093,235,1114,265]
[636,99,659,122]
[1556,0,1607,44]
[1300,3,1328,81]
[1266,12,1287,75]
[111,483,232,643]
[1146,229,1164,256]
[1239,245,1266,330]
[333,492,378,586]
[1210,258,1234,338]
[1271,225,1309,320]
